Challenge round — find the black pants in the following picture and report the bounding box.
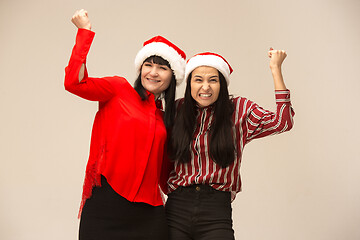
[79,176,168,240]
[165,185,234,240]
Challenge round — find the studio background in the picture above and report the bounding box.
[1,0,359,239]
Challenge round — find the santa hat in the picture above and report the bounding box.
[135,36,186,85]
[185,52,233,85]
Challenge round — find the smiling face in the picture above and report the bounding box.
[141,60,173,99]
[190,66,220,108]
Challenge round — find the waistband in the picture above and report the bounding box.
[177,184,219,193]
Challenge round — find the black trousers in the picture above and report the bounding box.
[165,185,234,240]
[79,176,168,240]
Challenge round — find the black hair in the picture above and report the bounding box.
[134,55,176,129]
[169,70,236,168]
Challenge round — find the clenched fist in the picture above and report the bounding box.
[268,48,287,69]
[71,9,91,30]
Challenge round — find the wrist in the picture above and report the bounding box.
[270,64,281,70]
[81,25,91,31]
[270,65,282,74]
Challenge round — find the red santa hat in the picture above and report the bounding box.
[135,36,186,85]
[185,52,233,85]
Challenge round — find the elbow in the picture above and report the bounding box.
[286,121,294,132]
[64,81,70,91]
[283,117,294,132]
[64,68,74,92]
[64,65,81,93]
[277,115,294,133]
[282,106,295,132]
[64,73,80,93]
[64,80,73,93]
[64,78,78,95]
[286,107,295,131]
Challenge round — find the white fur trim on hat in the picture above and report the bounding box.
[184,53,232,85]
[135,41,186,85]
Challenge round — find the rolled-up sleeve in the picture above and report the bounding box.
[245,89,295,141]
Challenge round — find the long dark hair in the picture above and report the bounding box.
[169,71,236,168]
[134,55,176,129]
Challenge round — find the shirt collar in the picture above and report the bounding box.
[145,90,164,111]
[145,90,153,98]
[196,103,214,112]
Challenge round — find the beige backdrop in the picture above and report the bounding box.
[1,0,359,239]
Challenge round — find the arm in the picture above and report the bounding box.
[268,47,287,90]
[64,9,115,102]
[159,145,173,195]
[244,49,294,141]
[72,9,91,82]
[245,93,294,141]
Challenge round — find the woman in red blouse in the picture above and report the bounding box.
[165,51,295,239]
[65,9,186,240]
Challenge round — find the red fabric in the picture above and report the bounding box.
[64,29,167,217]
[167,90,295,200]
[189,52,233,73]
[143,35,186,60]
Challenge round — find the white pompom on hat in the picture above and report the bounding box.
[185,52,233,85]
[135,36,186,85]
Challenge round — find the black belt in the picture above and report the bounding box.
[180,184,217,193]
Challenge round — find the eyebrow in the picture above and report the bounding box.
[193,75,219,78]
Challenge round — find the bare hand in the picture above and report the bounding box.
[71,9,91,30]
[268,48,287,69]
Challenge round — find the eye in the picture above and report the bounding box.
[160,66,168,70]
[143,62,152,67]
[194,78,202,82]
[209,78,218,82]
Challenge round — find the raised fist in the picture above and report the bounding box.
[71,9,91,30]
[268,48,287,69]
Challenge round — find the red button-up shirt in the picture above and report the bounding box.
[64,29,167,216]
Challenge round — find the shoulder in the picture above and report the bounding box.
[102,76,133,91]
[102,76,128,85]
[231,96,259,114]
[100,76,141,100]
[231,96,252,106]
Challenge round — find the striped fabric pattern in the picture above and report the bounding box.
[168,90,295,200]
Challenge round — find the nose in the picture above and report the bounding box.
[149,66,159,76]
[201,83,210,91]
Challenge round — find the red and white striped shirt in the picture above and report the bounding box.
[167,90,295,200]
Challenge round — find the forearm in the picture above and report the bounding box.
[64,29,95,92]
[64,10,117,102]
[271,66,287,90]
[71,9,91,83]
[268,49,287,91]
[79,63,85,82]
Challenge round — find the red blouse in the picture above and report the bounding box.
[64,29,167,216]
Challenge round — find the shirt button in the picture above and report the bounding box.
[195,186,201,191]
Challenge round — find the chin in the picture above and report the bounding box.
[198,99,213,107]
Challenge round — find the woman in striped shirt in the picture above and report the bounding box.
[165,50,295,240]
